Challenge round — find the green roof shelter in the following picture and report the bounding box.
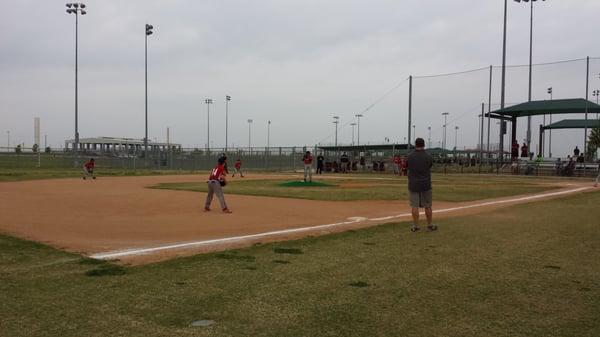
[487,98,600,157]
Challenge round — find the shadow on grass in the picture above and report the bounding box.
[85,264,127,277]
[215,253,256,262]
[273,247,303,255]
[272,260,291,264]
[349,281,370,288]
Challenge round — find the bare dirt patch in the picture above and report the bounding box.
[0,173,592,264]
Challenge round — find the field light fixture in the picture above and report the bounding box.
[65,3,87,166]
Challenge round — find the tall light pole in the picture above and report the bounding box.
[65,3,87,165]
[454,126,459,151]
[144,23,153,166]
[412,124,416,145]
[350,123,357,145]
[247,119,253,151]
[514,0,547,152]
[355,114,363,146]
[205,98,212,152]
[267,120,271,150]
[427,126,431,148]
[6,131,9,150]
[442,112,450,150]
[225,95,231,152]
[547,87,553,157]
[593,89,600,120]
[333,116,339,148]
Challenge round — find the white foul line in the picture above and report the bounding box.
[90,187,591,260]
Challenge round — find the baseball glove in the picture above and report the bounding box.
[219,178,227,187]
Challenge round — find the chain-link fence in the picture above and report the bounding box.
[1,146,597,178]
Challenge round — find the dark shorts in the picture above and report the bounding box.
[409,189,432,208]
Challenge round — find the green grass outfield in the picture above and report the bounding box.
[0,168,187,182]
[1,190,599,336]
[152,175,559,202]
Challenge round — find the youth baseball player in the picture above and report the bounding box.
[82,158,96,180]
[204,156,232,213]
[302,151,313,182]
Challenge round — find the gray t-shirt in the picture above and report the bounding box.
[407,150,433,192]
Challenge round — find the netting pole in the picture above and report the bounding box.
[480,103,484,173]
[584,56,589,172]
[487,65,492,163]
[499,0,508,171]
[408,75,412,147]
[526,0,534,153]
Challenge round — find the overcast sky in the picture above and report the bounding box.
[2,0,600,157]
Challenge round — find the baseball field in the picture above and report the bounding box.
[1,171,599,336]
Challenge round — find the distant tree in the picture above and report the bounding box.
[15,144,22,154]
[32,144,39,153]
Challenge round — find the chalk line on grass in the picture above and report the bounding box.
[90,186,591,260]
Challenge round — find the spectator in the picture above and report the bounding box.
[511,140,519,161]
[340,153,349,173]
[316,153,325,175]
[359,156,366,171]
[574,146,580,157]
[520,142,528,158]
[554,158,563,176]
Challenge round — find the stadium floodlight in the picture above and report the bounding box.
[454,126,460,150]
[355,114,363,146]
[350,123,357,145]
[247,119,253,151]
[65,3,87,166]
[205,99,213,152]
[333,116,340,148]
[442,112,450,150]
[593,90,600,119]
[144,23,154,166]
[225,95,231,152]
[427,126,432,148]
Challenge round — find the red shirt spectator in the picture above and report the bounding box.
[234,160,242,170]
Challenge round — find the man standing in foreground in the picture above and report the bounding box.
[407,138,437,232]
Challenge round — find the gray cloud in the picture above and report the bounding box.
[2,0,600,156]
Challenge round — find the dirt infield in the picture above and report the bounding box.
[0,174,592,264]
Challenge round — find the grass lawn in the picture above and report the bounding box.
[152,175,559,202]
[1,191,599,336]
[0,168,187,182]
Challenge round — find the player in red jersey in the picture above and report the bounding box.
[393,155,401,175]
[232,158,244,178]
[82,158,96,180]
[204,156,232,213]
[400,157,408,176]
[302,151,313,182]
